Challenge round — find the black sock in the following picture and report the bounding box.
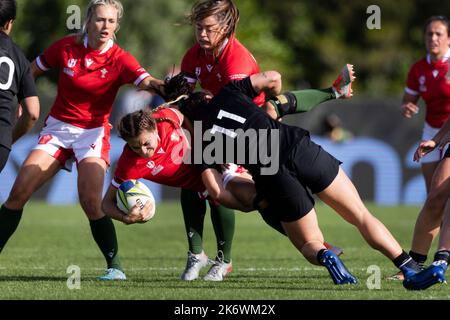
[409,250,427,266]
[317,249,327,264]
[393,250,421,272]
[434,250,450,264]
[0,205,23,253]
[89,216,122,271]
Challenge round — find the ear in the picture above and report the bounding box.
[2,20,14,34]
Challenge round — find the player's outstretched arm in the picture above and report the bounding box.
[138,76,165,97]
[249,71,282,98]
[414,118,450,161]
[201,168,254,212]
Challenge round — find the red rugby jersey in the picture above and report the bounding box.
[181,36,265,106]
[112,108,205,192]
[405,50,450,128]
[36,35,151,128]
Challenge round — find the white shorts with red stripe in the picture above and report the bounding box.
[421,122,449,164]
[34,116,111,171]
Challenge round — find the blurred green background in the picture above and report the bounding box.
[13,0,450,95]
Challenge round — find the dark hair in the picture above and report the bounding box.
[163,73,209,118]
[118,108,180,141]
[424,15,449,35]
[0,0,16,27]
[189,0,240,39]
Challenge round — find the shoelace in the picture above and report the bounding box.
[207,250,227,274]
[186,254,202,269]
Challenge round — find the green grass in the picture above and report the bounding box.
[0,201,448,300]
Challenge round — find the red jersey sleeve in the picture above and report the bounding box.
[118,52,151,87]
[153,108,183,126]
[225,53,258,82]
[36,36,71,71]
[405,63,420,96]
[181,45,199,85]
[112,145,142,188]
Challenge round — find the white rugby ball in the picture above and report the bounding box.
[116,179,156,221]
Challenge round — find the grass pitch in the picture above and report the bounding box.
[0,201,448,300]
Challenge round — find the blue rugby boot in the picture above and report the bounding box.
[319,249,358,285]
[403,261,447,290]
[398,257,422,280]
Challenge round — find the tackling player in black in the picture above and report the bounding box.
[0,0,39,173]
[162,71,422,287]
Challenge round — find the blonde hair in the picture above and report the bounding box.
[81,0,124,40]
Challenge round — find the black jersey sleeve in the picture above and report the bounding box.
[228,76,259,99]
[17,61,37,102]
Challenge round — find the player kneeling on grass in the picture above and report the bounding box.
[160,70,423,286]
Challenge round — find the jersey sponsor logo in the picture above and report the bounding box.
[170,132,180,142]
[206,64,213,72]
[67,59,77,68]
[38,134,53,145]
[432,70,439,78]
[90,143,96,150]
[157,147,165,154]
[419,75,427,92]
[64,68,75,77]
[100,68,108,79]
[151,165,164,176]
[195,67,201,77]
[146,160,155,169]
[85,58,93,68]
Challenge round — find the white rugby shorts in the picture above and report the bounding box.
[34,116,111,171]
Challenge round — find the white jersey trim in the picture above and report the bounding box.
[134,73,151,86]
[36,56,50,71]
[184,76,197,84]
[83,36,114,54]
[405,87,419,96]
[426,48,450,65]
[111,179,121,189]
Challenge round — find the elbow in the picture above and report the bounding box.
[265,71,282,95]
[208,187,222,203]
[29,111,39,122]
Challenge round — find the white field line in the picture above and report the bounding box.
[0,266,376,272]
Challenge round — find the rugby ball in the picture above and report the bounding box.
[116,180,156,221]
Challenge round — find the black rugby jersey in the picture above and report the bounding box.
[0,31,37,148]
[191,76,308,177]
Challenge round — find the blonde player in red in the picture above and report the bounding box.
[391,16,450,280]
[0,0,163,281]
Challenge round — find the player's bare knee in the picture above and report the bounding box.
[424,192,447,217]
[78,193,102,217]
